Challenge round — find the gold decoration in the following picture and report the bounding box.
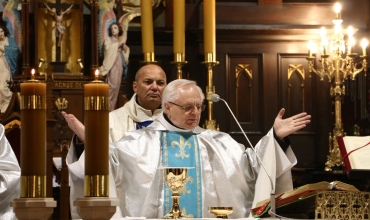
[163,168,192,219]
[84,175,109,197]
[315,191,370,219]
[208,207,233,219]
[20,175,46,198]
[171,136,191,159]
[143,52,156,64]
[202,60,219,130]
[236,64,252,120]
[55,97,68,110]
[306,3,368,171]
[288,64,305,112]
[20,95,47,110]
[171,53,188,79]
[84,96,109,111]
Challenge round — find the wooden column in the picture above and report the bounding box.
[90,0,99,76]
[21,0,30,76]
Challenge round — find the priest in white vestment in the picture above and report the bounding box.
[67,79,311,219]
[63,64,166,144]
[0,124,20,220]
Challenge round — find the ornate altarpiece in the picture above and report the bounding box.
[36,0,83,74]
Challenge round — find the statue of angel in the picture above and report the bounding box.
[98,0,140,111]
[0,0,20,113]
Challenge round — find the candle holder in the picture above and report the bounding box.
[171,53,188,79]
[202,54,220,130]
[73,78,119,219]
[84,79,110,197]
[38,58,45,75]
[143,52,157,64]
[77,59,84,75]
[12,77,57,220]
[306,3,368,171]
[19,78,47,198]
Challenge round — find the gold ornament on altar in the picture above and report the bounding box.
[162,168,192,219]
[306,2,368,171]
[208,207,233,219]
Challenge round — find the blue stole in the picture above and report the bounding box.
[161,131,202,218]
[135,120,153,130]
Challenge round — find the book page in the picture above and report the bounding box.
[342,136,370,169]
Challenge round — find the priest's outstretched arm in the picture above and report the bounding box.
[273,108,310,142]
[0,124,20,219]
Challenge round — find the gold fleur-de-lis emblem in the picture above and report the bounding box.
[171,136,192,159]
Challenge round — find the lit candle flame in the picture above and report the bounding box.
[95,69,99,80]
[361,38,368,56]
[334,3,341,13]
[320,27,326,39]
[31,68,35,80]
[308,40,315,57]
[347,26,354,38]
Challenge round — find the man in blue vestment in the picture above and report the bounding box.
[68,79,311,219]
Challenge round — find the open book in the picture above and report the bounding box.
[337,136,370,178]
[251,181,360,218]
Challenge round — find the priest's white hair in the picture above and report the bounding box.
[162,79,205,113]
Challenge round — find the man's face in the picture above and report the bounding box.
[133,66,166,108]
[165,86,203,130]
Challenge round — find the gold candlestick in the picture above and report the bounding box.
[171,53,188,79]
[202,53,219,130]
[306,3,368,171]
[142,52,157,64]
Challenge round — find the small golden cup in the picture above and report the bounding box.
[208,207,233,219]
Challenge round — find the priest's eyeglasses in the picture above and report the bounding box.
[169,102,206,112]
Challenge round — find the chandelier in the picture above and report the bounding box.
[306,2,368,171]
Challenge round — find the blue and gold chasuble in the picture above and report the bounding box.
[161,131,203,218]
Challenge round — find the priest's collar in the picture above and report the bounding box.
[158,113,204,134]
[133,94,162,117]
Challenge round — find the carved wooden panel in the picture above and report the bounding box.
[225,54,263,134]
[278,53,318,166]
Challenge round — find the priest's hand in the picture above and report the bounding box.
[273,108,311,140]
[61,111,85,142]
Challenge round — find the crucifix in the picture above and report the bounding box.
[40,1,79,72]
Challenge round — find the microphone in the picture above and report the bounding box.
[211,93,277,218]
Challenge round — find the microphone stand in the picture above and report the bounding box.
[211,94,276,218]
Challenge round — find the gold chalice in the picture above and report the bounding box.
[162,168,191,219]
[208,207,233,219]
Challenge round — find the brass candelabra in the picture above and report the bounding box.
[171,53,188,79]
[202,53,219,130]
[143,52,157,64]
[306,2,368,171]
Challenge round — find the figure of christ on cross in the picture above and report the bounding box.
[44,2,73,47]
